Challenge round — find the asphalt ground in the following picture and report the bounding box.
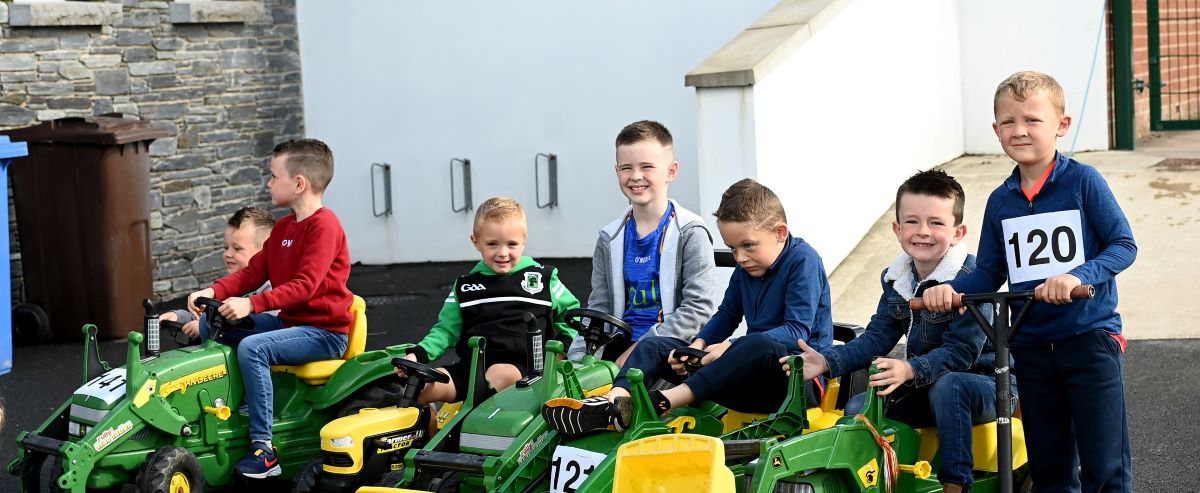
[1,258,1197,492]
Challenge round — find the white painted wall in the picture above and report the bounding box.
[697,0,965,274]
[296,1,776,263]
[958,0,1110,154]
[694,0,1113,274]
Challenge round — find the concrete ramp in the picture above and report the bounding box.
[828,131,1200,340]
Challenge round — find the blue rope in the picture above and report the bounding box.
[1070,1,1109,157]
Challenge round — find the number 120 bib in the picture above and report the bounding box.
[1001,210,1085,284]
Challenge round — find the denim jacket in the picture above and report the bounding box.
[824,243,1005,388]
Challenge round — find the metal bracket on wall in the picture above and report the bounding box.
[371,162,392,217]
[450,158,472,213]
[534,152,557,209]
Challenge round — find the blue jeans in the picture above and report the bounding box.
[1013,330,1132,493]
[227,314,348,442]
[846,372,1005,487]
[198,312,265,346]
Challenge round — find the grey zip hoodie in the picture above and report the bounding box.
[567,200,717,359]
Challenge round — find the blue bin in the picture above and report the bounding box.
[0,135,29,376]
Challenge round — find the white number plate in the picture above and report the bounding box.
[550,445,607,493]
[1001,210,1085,284]
[75,368,127,406]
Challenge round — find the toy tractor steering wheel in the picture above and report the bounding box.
[392,357,450,407]
[563,308,633,357]
[193,297,251,343]
[673,346,708,374]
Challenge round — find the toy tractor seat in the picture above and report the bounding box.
[717,323,864,433]
[916,417,1029,473]
[272,295,368,385]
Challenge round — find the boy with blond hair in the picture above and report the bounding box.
[397,197,581,404]
[187,139,354,478]
[922,71,1137,492]
[162,206,276,342]
[545,178,832,435]
[791,170,1005,493]
[566,120,716,364]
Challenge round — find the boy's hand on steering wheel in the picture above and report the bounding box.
[868,357,914,396]
[780,339,828,381]
[394,352,419,377]
[187,288,215,317]
[1035,274,1082,305]
[668,338,708,375]
[218,297,253,321]
[181,320,200,339]
[700,340,731,366]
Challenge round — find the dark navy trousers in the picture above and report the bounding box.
[1013,329,1132,493]
[614,333,818,413]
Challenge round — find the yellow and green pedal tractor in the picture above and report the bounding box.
[8,295,414,493]
[608,287,1093,493]
[325,308,630,493]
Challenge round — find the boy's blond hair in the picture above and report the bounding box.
[714,178,787,231]
[274,139,335,193]
[228,206,275,243]
[994,71,1066,116]
[473,197,526,234]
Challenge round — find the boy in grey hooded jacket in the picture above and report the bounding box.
[567,120,716,361]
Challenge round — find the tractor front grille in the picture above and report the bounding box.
[323,451,354,468]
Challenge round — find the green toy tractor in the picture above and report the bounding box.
[607,286,1094,493]
[294,308,629,493]
[7,295,413,493]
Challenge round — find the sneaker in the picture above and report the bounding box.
[235,442,281,479]
[542,396,631,437]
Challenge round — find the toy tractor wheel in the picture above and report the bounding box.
[136,446,204,493]
[336,380,406,418]
[290,459,322,493]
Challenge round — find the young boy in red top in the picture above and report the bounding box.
[187,139,354,478]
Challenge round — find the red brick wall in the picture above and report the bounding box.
[1157,0,1200,123]
[1132,0,1151,137]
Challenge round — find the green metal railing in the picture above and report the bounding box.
[1149,0,1200,130]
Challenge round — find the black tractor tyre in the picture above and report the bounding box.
[336,380,406,418]
[13,303,50,345]
[136,446,205,493]
[290,460,322,493]
[374,469,407,487]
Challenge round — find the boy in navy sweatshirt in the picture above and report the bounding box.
[922,71,1137,492]
[544,178,833,435]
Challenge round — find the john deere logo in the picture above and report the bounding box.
[772,455,782,468]
[522,272,544,294]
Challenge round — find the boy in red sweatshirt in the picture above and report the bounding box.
[187,139,353,478]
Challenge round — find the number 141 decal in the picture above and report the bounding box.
[1001,210,1085,284]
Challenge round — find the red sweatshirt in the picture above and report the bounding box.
[212,207,353,333]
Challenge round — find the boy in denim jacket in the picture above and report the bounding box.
[922,72,1137,492]
[792,170,1005,493]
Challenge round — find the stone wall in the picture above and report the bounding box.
[2,0,304,304]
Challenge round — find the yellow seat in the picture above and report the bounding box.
[614,434,734,493]
[272,295,367,385]
[916,418,1028,472]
